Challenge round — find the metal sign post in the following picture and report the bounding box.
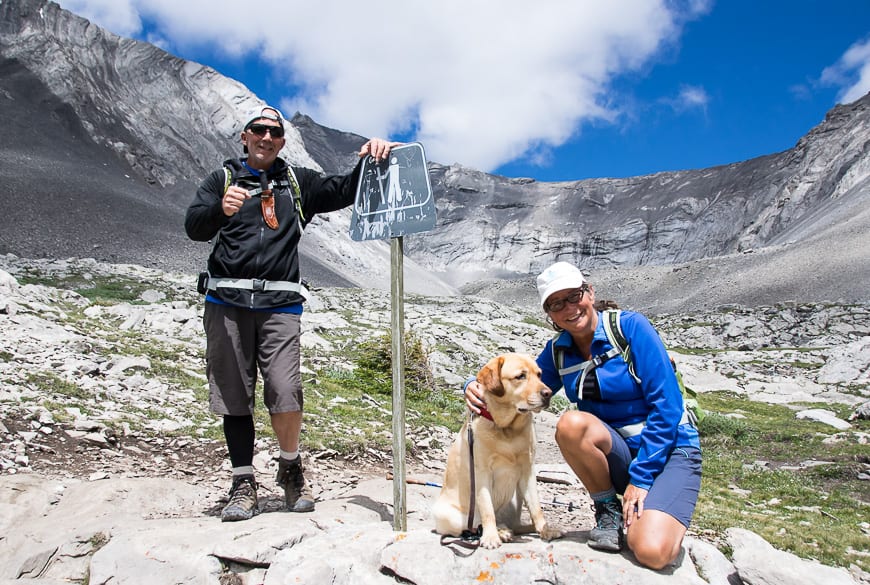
[351,142,436,532]
[390,236,406,531]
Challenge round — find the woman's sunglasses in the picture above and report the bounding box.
[545,286,590,312]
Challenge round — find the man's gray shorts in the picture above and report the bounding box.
[203,302,303,416]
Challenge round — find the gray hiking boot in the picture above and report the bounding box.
[221,475,259,522]
[276,455,315,513]
[588,497,623,552]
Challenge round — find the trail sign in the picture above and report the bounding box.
[349,142,436,531]
[350,142,436,241]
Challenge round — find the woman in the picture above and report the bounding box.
[465,261,701,569]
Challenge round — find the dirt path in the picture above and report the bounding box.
[5,407,593,531]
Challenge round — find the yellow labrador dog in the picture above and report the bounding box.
[433,353,563,549]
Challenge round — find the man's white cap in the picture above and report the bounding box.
[536,262,585,310]
[243,105,285,131]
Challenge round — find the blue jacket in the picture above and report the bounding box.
[537,310,701,490]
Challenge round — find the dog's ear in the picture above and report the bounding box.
[477,355,505,397]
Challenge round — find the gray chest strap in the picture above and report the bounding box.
[558,346,690,438]
[206,277,309,300]
[223,167,306,232]
[558,347,621,396]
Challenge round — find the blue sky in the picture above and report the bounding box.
[498,1,870,181]
[57,1,870,182]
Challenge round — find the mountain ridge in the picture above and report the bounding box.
[0,0,868,312]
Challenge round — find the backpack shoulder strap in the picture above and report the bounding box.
[602,309,701,427]
[601,309,627,352]
[602,309,641,384]
[551,332,589,376]
[285,166,306,229]
[223,166,232,194]
[551,332,566,372]
[207,165,235,254]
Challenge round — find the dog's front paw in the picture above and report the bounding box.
[480,531,503,549]
[498,527,514,543]
[539,524,564,541]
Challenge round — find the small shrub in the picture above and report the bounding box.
[547,394,572,415]
[355,330,435,399]
[698,412,750,443]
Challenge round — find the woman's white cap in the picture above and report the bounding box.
[536,262,585,309]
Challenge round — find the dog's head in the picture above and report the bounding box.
[476,353,553,416]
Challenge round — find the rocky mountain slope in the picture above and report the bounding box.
[0,0,868,311]
[0,0,449,296]
[408,96,870,277]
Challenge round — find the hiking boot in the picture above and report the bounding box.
[276,455,315,513]
[221,475,259,522]
[588,497,623,552]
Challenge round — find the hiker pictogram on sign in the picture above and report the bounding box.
[350,142,436,241]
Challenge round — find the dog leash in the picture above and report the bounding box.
[461,409,496,540]
[463,419,479,539]
[441,404,501,553]
[440,413,483,554]
[461,406,496,539]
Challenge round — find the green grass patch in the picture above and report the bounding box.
[75,278,151,304]
[301,330,465,456]
[790,361,821,370]
[38,400,78,423]
[670,347,728,357]
[17,270,187,305]
[695,390,870,571]
[522,315,550,329]
[25,371,90,400]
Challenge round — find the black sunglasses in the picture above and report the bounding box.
[247,124,285,138]
[545,286,590,312]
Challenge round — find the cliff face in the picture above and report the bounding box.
[403,97,870,280]
[0,0,868,304]
[0,0,327,191]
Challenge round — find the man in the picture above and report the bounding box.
[185,105,398,521]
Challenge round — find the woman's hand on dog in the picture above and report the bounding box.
[464,379,486,414]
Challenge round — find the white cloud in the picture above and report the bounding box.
[821,37,870,104]
[670,84,709,114]
[56,0,141,37]
[54,0,707,172]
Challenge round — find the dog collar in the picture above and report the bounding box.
[477,407,494,422]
